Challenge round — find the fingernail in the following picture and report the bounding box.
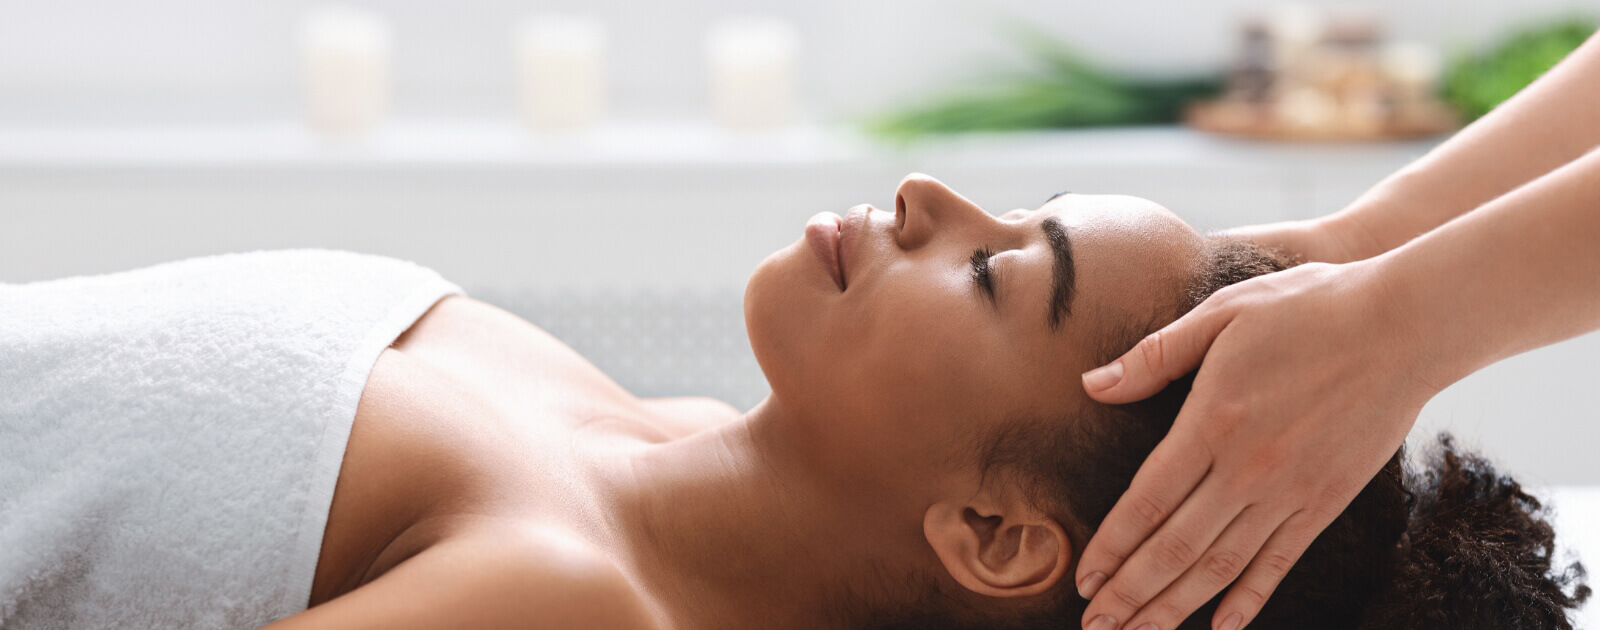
[1086,615,1118,630]
[1219,612,1243,630]
[1083,362,1123,391]
[1136,624,1159,630]
[1077,571,1107,599]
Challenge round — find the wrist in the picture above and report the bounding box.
[1351,251,1476,400]
[1327,162,1455,263]
[1318,196,1399,264]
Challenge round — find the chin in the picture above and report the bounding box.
[744,239,832,399]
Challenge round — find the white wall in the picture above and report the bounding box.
[2,0,1596,123]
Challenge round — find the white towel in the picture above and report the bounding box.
[0,250,462,629]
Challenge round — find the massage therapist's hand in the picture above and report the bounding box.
[1072,260,1436,630]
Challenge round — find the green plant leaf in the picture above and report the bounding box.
[864,24,1221,141]
[1442,18,1598,121]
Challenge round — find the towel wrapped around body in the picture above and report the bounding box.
[0,250,462,629]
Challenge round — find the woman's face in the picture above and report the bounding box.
[745,174,1204,497]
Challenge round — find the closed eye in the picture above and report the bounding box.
[969,246,997,304]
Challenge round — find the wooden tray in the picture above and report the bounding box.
[1184,99,1458,141]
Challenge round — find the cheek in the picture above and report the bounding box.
[850,263,979,373]
[747,251,1005,474]
[823,274,998,451]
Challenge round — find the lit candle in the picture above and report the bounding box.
[706,17,799,131]
[514,15,607,132]
[301,6,392,137]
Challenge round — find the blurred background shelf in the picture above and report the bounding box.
[0,120,865,170]
[0,121,1438,289]
[0,120,1436,171]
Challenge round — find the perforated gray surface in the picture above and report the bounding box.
[473,288,769,411]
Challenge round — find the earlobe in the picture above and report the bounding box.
[924,501,1073,598]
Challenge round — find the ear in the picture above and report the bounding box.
[923,498,1072,597]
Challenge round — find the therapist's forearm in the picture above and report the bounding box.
[1325,32,1600,262]
[1373,144,1600,394]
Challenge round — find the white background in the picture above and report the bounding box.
[2,0,1598,122]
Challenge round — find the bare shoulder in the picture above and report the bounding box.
[268,523,658,630]
[393,295,546,352]
[392,295,637,399]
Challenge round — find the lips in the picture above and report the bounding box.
[839,204,870,288]
[805,212,845,291]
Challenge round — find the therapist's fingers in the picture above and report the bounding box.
[1211,511,1330,630]
[1077,476,1246,630]
[1074,420,1213,601]
[1116,505,1279,630]
[1082,292,1238,404]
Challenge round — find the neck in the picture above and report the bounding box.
[593,396,923,629]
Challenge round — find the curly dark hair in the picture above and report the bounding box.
[868,237,1589,630]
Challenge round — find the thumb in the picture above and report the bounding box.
[1082,300,1235,404]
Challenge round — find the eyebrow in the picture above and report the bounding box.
[1042,216,1076,331]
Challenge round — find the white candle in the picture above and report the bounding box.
[706,17,799,131]
[1381,42,1443,95]
[301,6,392,137]
[514,15,607,132]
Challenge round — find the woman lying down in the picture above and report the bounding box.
[0,175,1586,630]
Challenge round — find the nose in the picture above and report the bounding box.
[893,173,990,250]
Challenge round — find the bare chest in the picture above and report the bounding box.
[306,297,664,606]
